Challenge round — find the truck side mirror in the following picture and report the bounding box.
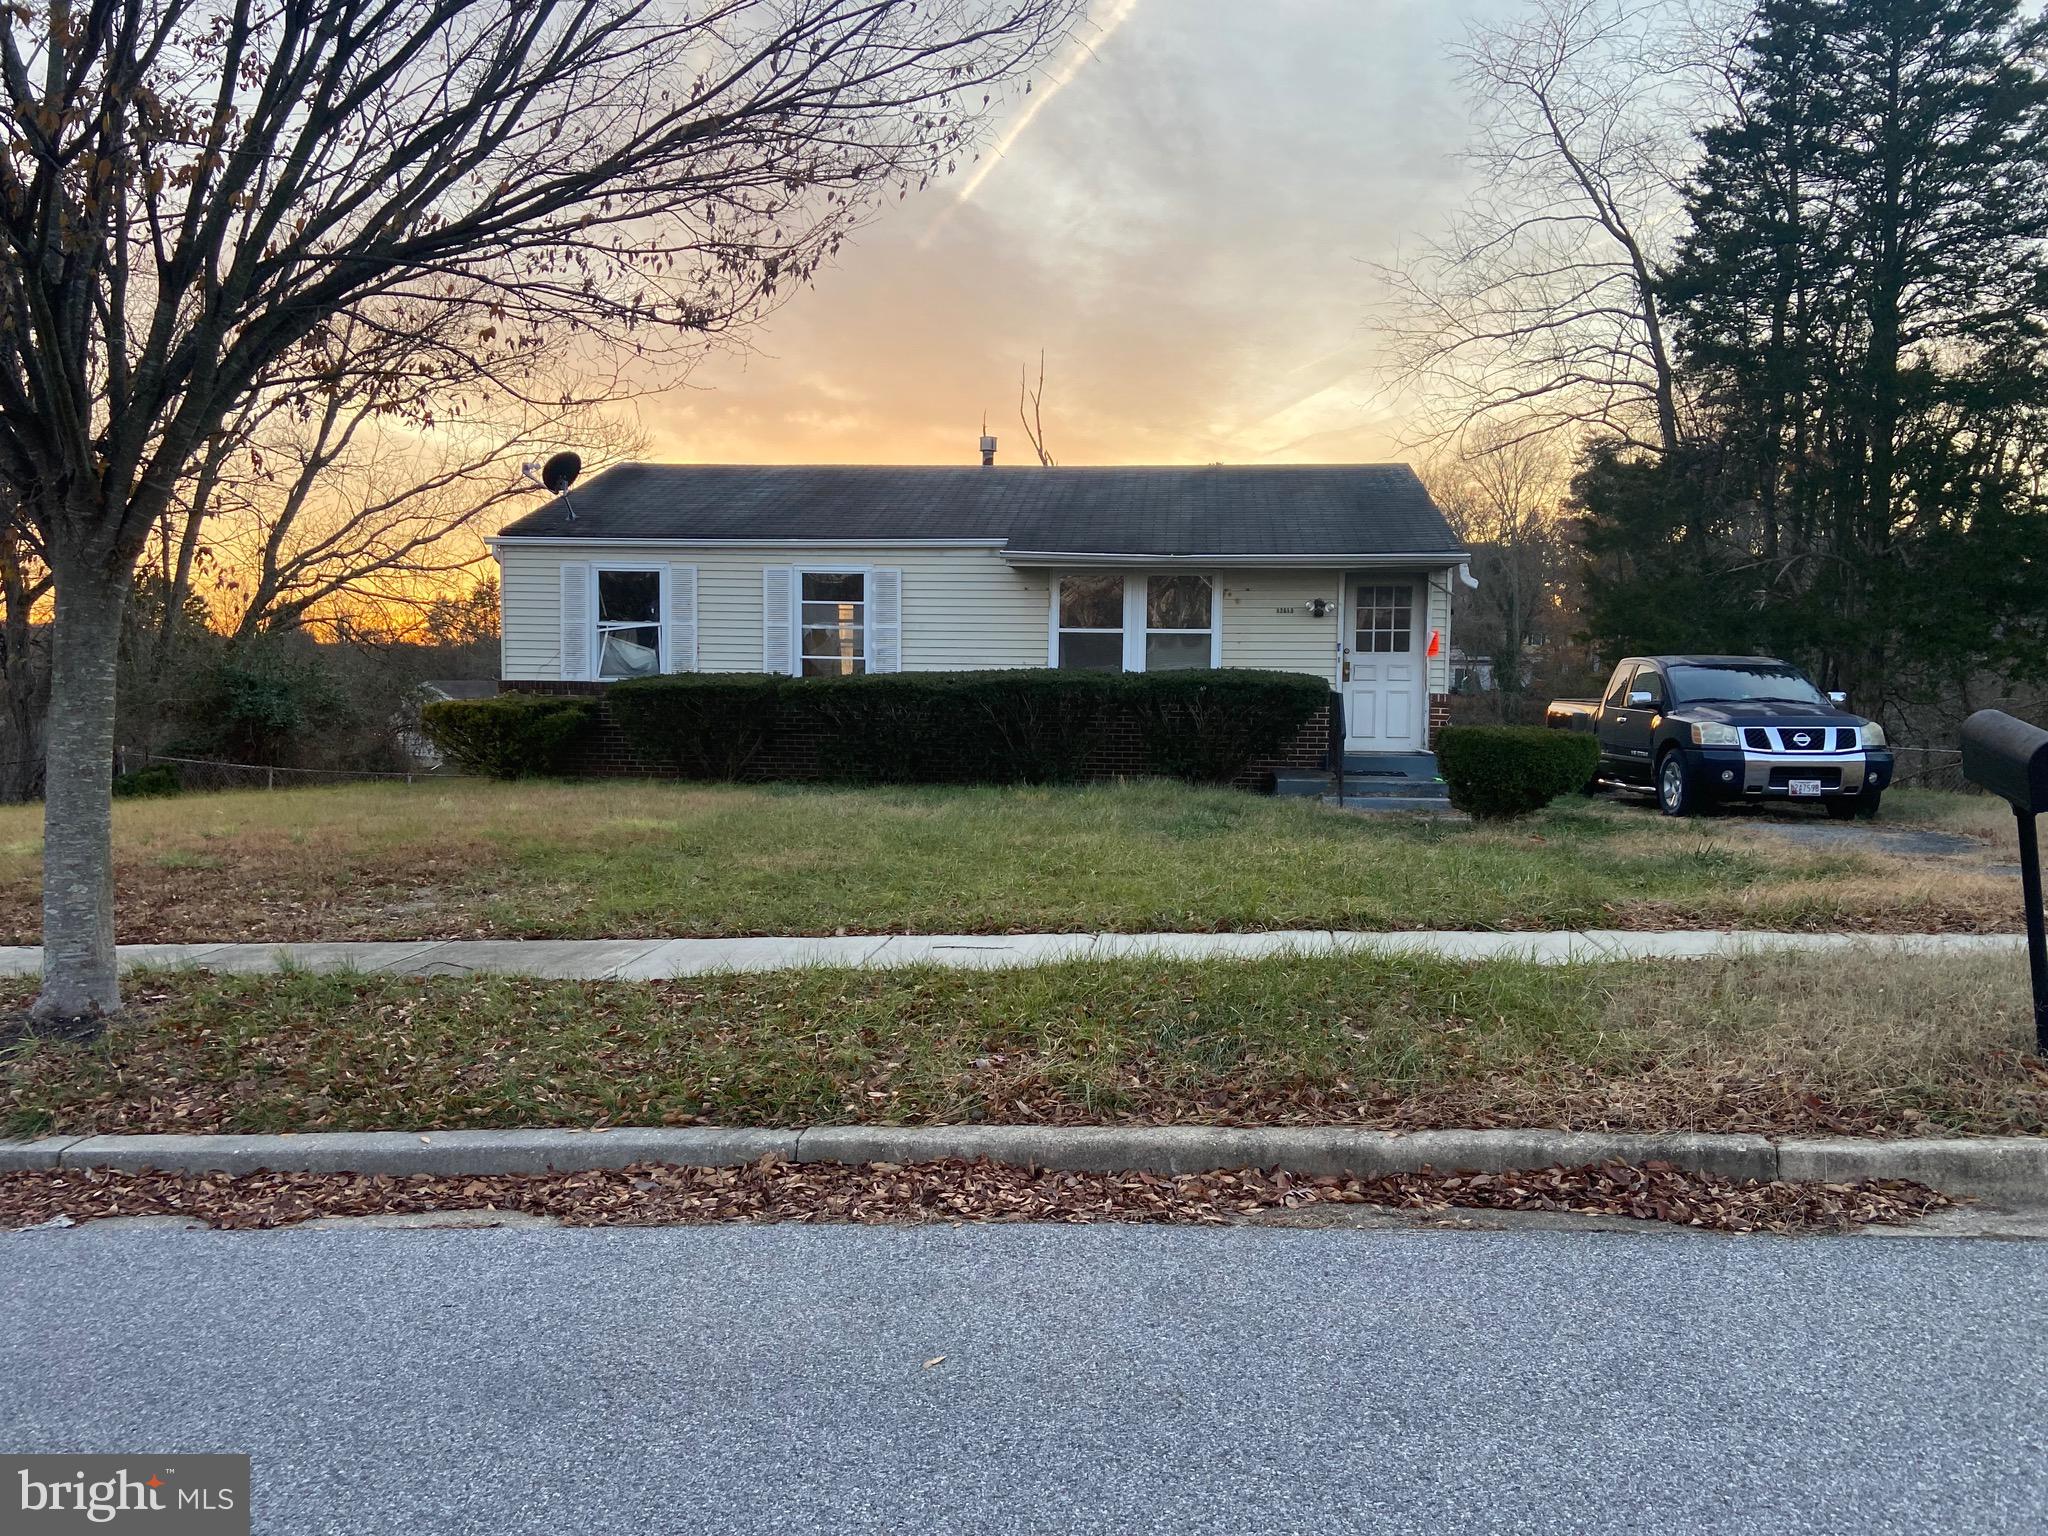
[1627,690,1654,708]
[1828,691,1847,705]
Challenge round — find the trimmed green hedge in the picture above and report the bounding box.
[608,674,786,780]
[1435,725,1598,820]
[605,667,1329,786]
[419,694,596,779]
[1125,669,1332,784]
[785,669,1126,785]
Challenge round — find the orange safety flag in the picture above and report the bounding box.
[1426,629,1441,657]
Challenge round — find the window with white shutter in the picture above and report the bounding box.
[593,567,663,680]
[796,568,868,676]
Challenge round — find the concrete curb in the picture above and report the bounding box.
[0,930,2029,980]
[3,1124,2041,1200]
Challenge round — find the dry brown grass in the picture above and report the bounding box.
[0,778,2024,941]
[6,949,2042,1139]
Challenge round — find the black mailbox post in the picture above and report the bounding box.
[1960,710,2048,1054]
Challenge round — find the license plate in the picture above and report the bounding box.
[1788,779,1823,797]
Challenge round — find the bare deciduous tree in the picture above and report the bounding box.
[116,312,641,757]
[1018,349,1055,465]
[1424,424,1581,720]
[1379,0,1743,456]
[0,0,1083,1025]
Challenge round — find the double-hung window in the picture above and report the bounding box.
[596,568,663,680]
[1053,572,1216,672]
[1143,573,1215,671]
[800,570,866,676]
[1055,573,1126,671]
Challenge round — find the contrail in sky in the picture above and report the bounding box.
[919,0,1144,242]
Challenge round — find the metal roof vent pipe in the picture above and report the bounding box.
[980,434,997,467]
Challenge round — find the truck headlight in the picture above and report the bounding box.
[1862,723,1886,748]
[1690,722,1739,747]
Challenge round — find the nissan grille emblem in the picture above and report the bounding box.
[1792,731,1812,747]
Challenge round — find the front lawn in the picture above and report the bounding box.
[0,778,2019,940]
[5,949,2042,1139]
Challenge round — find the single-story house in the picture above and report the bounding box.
[486,461,1471,766]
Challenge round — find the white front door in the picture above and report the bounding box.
[1343,578,1421,751]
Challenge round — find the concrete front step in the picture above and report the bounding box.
[1329,794,1461,815]
[1341,778,1449,800]
[1272,773,1335,798]
[1340,751,1439,778]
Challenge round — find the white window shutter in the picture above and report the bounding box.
[869,567,902,673]
[665,565,698,672]
[762,566,794,675]
[559,563,591,681]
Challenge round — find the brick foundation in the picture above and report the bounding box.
[504,680,1331,791]
[1428,691,1451,742]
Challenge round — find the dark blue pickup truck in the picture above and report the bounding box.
[1546,655,1894,818]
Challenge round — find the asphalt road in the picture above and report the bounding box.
[3,1223,2045,1535]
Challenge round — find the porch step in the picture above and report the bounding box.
[1273,773,1335,799]
[1340,751,1440,779]
[1340,775,1449,800]
[1327,793,1461,815]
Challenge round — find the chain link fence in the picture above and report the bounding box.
[1887,747,1977,794]
[115,750,451,794]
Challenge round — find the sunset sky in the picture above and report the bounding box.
[630,0,1503,473]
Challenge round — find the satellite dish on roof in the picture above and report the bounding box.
[541,451,582,495]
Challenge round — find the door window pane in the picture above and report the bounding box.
[1353,583,1413,654]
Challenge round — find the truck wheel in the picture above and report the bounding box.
[1825,798,1858,820]
[1656,751,1694,817]
[1856,788,1883,820]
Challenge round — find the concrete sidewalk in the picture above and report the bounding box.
[0,929,2025,979]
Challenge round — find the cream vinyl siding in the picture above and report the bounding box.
[496,542,1049,680]
[1218,572,1343,684]
[1425,568,1453,697]
[498,542,1456,687]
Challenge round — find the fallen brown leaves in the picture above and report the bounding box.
[0,1157,1953,1236]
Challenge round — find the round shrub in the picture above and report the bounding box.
[609,673,786,780]
[420,694,595,779]
[1435,725,1599,820]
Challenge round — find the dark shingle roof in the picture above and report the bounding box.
[494,464,1465,558]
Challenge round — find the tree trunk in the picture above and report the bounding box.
[33,561,130,1025]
